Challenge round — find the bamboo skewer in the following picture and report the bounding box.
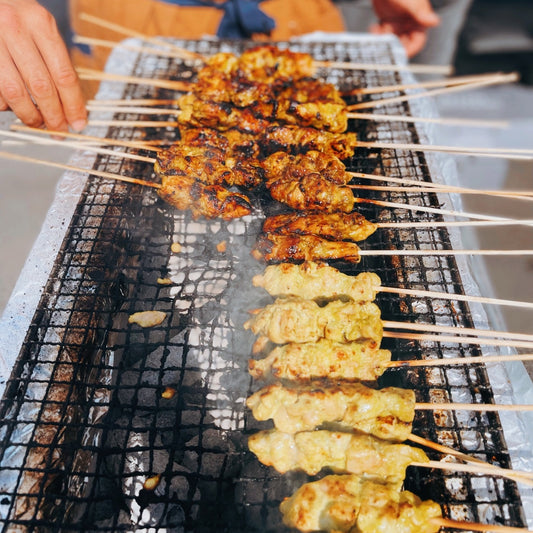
[388,353,533,368]
[382,330,533,350]
[348,72,520,111]
[433,518,531,532]
[86,102,509,129]
[416,402,533,412]
[79,12,452,75]
[351,183,533,201]
[347,111,509,129]
[383,320,533,343]
[0,151,160,189]
[346,71,517,95]
[361,249,533,258]
[378,285,533,311]
[78,13,203,61]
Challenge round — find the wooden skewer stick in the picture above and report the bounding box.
[379,284,533,310]
[414,459,533,484]
[433,518,531,532]
[409,433,533,486]
[87,104,180,116]
[388,353,533,368]
[362,249,533,258]
[355,198,511,221]
[78,13,204,61]
[416,402,533,412]
[351,183,533,202]
[0,151,160,189]
[357,139,533,159]
[383,320,533,343]
[79,12,452,75]
[0,130,155,164]
[11,124,164,151]
[87,119,179,128]
[382,330,533,350]
[349,170,533,199]
[73,34,199,61]
[346,71,515,95]
[87,98,180,107]
[348,111,508,129]
[378,219,533,228]
[76,67,192,92]
[348,72,520,111]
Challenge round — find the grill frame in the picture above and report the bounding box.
[0,36,528,532]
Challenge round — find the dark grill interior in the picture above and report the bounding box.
[0,39,526,531]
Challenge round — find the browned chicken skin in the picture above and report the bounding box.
[252,233,361,263]
[262,212,377,242]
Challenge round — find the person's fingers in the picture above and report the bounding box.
[4,5,70,131]
[32,11,87,131]
[0,92,9,112]
[0,39,44,127]
[398,30,428,57]
[407,1,440,28]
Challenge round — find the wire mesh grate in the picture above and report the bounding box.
[0,38,526,532]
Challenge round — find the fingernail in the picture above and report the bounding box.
[71,119,87,132]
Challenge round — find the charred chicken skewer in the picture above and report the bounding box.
[280,474,442,533]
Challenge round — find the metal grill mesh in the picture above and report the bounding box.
[0,38,526,532]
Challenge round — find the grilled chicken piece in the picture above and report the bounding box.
[248,339,391,381]
[246,382,415,441]
[252,262,381,302]
[280,474,442,533]
[177,92,347,133]
[262,212,377,242]
[262,150,351,185]
[244,297,383,345]
[198,45,315,84]
[267,172,355,212]
[155,144,264,188]
[158,175,252,220]
[248,429,429,484]
[263,125,357,159]
[252,234,361,263]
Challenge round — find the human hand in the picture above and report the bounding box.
[370,0,440,58]
[0,0,87,131]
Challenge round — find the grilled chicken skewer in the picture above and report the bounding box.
[248,428,428,485]
[280,474,442,533]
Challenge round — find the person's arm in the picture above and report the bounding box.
[369,0,440,58]
[0,0,87,131]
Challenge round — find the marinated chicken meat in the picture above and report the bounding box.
[197,45,315,84]
[262,212,378,241]
[248,429,429,484]
[267,172,355,212]
[248,339,391,381]
[252,262,381,302]
[246,381,416,441]
[262,150,351,185]
[177,92,347,133]
[280,474,442,533]
[158,174,252,220]
[243,297,383,344]
[178,125,358,159]
[252,234,361,263]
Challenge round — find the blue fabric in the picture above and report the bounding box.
[158,0,275,38]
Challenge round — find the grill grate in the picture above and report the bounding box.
[0,38,526,532]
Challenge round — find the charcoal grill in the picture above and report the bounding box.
[0,36,528,532]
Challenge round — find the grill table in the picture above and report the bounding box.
[0,34,532,532]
